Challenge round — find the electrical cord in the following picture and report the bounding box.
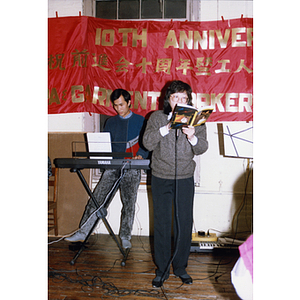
[211,161,253,282]
[49,224,236,299]
[232,160,253,238]
[49,266,166,299]
[189,163,253,283]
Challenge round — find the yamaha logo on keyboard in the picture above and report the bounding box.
[97,160,111,164]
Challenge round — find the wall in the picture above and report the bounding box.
[198,0,253,21]
[48,0,83,17]
[48,0,94,17]
[48,133,91,235]
[48,113,100,132]
[48,0,253,240]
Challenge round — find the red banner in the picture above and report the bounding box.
[48,16,253,121]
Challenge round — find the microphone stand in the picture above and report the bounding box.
[160,128,181,285]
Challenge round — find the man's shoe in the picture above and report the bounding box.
[121,238,132,249]
[178,274,193,285]
[64,231,87,242]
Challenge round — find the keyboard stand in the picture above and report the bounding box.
[69,166,129,266]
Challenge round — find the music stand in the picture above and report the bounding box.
[217,123,253,159]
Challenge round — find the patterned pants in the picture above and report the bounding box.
[79,168,141,240]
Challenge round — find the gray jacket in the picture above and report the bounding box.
[143,110,208,180]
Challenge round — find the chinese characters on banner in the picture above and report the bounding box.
[48,16,253,121]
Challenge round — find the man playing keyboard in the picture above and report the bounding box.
[65,89,148,249]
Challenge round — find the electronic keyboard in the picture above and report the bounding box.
[190,241,239,253]
[54,158,150,170]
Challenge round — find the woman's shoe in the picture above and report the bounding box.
[152,276,163,288]
[152,274,169,288]
[178,274,193,284]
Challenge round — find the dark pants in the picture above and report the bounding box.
[151,175,194,277]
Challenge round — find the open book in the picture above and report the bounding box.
[170,103,214,129]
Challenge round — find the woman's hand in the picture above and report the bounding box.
[182,125,195,141]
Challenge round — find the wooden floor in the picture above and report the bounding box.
[48,234,240,300]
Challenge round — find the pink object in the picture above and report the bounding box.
[239,235,253,281]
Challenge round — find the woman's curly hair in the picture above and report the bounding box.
[163,80,193,114]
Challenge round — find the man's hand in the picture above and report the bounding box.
[133,155,143,159]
